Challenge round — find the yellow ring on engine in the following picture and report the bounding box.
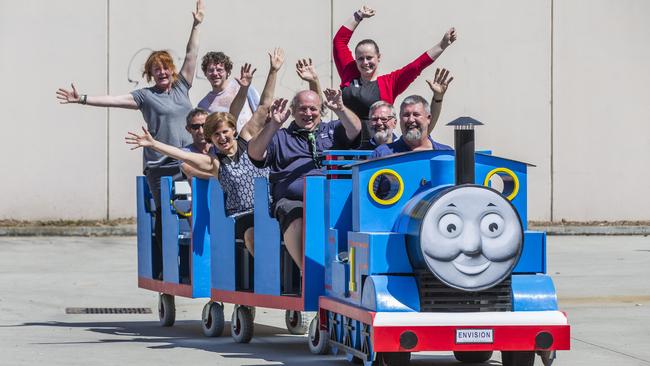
[483,167,520,201]
[368,169,404,205]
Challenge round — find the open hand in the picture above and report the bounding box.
[269,48,285,72]
[357,5,375,19]
[192,0,205,26]
[56,83,80,104]
[296,58,318,82]
[426,68,454,97]
[235,63,257,87]
[270,98,291,126]
[125,127,155,150]
[441,27,457,49]
[323,88,344,112]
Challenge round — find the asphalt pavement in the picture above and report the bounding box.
[0,235,648,366]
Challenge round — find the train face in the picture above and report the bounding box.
[402,184,523,291]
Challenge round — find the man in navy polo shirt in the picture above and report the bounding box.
[248,89,361,272]
[371,95,452,158]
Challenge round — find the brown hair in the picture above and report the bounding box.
[142,51,178,83]
[201,51,233,75]
[355,39,380,55]
[204,112,237,139]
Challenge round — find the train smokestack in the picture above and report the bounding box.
[447,117,483,185]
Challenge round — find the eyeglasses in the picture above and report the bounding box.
[370,116,395,123]
[189,124,204,131]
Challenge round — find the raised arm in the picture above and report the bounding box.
[229,63,257,121]
[426,68,454,133]
[342,5,375,33]
[333,6,374,80]
[323,88,361,141]
[426,27,457,63]
[259,48,284,106]
[179,0,205,86]
[56,83,138,109]
[247,98,290,163]
[125,127,219,173]
[389,28,457,98]
[296,58,322,101]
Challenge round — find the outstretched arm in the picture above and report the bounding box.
[296,58,322,101]
[56,83,138,109]
[333,6,375,81]
[125,127,219,173]
[247,98,290,163]
[426,68,454,133]
[342,5,375,32]
[182,162,215,181]
[425,27,457,63]
[229,63,257,121]
[323,88,361,141]
[179,0,205,86]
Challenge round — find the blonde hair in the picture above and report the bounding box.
[204,112,237,139]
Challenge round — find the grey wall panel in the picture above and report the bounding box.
[553,0,650,220]
[0,0,108,220]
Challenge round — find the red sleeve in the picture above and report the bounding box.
[333,26,361,87]
[378,52,434,102]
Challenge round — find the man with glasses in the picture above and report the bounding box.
[181,108,213,180]
[370,68,454,157]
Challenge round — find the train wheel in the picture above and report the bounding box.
[158,293,175,327]
[501,351,535,366]
[231,305,254,343]
[201,301,225,337]
[453,351,494,363]
[285,310,309,335]
[307,316,330,355]
[374,352,411,366]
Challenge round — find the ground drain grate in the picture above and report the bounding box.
[66,307,152,314]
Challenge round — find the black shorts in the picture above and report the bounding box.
[273,198,304,234]
[234,211,254,240]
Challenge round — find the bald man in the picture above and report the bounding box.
[248,89,361,273]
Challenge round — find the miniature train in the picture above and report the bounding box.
[136,117,570,365]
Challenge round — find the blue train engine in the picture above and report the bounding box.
[311,117,570,365]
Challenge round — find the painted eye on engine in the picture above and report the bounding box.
[438,213,463,238]
[480,213,505,238]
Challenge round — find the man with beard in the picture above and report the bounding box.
[361,67,453,150]
[371,95,452,158]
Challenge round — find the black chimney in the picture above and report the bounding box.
[446,117,483,185]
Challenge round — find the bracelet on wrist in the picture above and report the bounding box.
[433,98,443,103]
[80,94,88,105]
[353,11,363,22]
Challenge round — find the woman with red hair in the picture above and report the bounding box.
[56,0,205,275]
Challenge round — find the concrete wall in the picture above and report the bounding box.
[0,0,648,221]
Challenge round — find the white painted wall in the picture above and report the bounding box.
[1,0,647,221]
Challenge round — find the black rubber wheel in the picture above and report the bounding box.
[201,301,225,337]
[453,351,494,363]
[285,310,309,335]
[307,316,330,355]
[158,293,175,327]
[501,351,535,366]
[231,305,254,343]
[374,352,411,366]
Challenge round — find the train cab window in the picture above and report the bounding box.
[368,169,404,205]
[483,168,520,201]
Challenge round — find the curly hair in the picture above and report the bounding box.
[142,51,178,83]
[201,51,233,75]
